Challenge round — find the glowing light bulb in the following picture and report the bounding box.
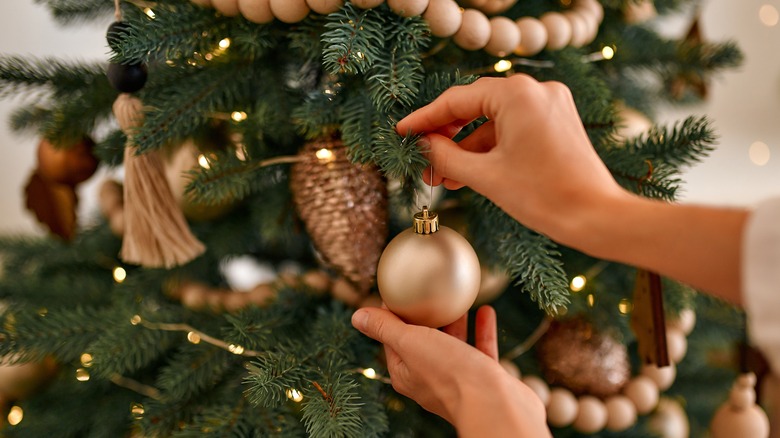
[570,275,586,292]
[198,154,211,169]
[130,315,142,325]
[131,403,145,419]
[80,353,93,367]
[144,8,156,19]
[586,293,596,308]
[7,406,23,426]
[228,344,245,355]
[286,388,304,402]
[362,368,377,379]
[601,46,615,60]
[494,59,513,73]
[187,331,201,344]
[618,298,633,315]
[76,368,90,382]
[316,148,335,163]
[113,266,127,283]
[219,38,232,49]
[231,111,247,122]
[760,4,779,26]
[749,141,771,166]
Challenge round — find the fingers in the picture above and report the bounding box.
[457,120,498,154]
[352,308,409,351]
[475,306,499,361]
[423,133,491,191]
[396,77,509,135]
[442,313,468,342]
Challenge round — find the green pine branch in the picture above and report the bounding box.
[321,3,385,75]
[34,0,114,24]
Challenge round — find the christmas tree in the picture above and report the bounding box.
[0,0,753,436]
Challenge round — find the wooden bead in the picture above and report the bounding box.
[574,0,604,23]
[484,16,520,57]
[453,9,491,51]
[480,0,514,15]
[573,396,608,434]
[222,291,251,312]
[540,12,572,50]
[238,0,274,23]
[547,388,578,427]
[387,0,429,17]
[666,327,688,363]
[247,284,276,306]
[514,17,547,56]
[306,0,344,14]
[331,277,363,307]
[269,0,310,23]
[642,363,676,391]
[605,395,637,432]
[624,376,659,415]
[109,210,125,236]
[422,0,462,38]
[564,12,588,48]
[212,0,241,16]
[350,0,384,8]
[668,308,696,335]
[301,269,331,293]
[180,283,210,310]
[522,375,550,406]
[499,359,521,379]
[650,398,690,438]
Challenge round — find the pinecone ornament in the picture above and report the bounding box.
[537,318,631,398]
[290,138,388,294]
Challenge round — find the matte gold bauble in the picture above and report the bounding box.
[536,318,630,398]
[377,207,480,328]
[37,137,98,186]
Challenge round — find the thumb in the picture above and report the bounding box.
[352,308,408,350]
[423,133,489,190]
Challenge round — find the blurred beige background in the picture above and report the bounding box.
[0,1,778,235]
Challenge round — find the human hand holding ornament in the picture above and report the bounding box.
[351,305,551,437]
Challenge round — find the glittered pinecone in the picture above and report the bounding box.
[290,138,388,294]
[537,318,631,398]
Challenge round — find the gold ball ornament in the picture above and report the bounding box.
[536,318,631,398]
[540,12,572,50]
[453,9,491,51]
[269,0,310,23]
[605,395,637,432]
[484,16,521,57]
[514,17,547,56]
[650,397,690,438]
[573,396,608,433]
[37,137,99,186]
[711,372,770,438]
[387,0,429,17]
[306,0,344,14]
[423,0,462,38]
[547,387,579,427]
[212,0,241,16]
[377,207,480,328]
[238,0,274,23]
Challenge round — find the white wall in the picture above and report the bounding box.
[0,1,778,235]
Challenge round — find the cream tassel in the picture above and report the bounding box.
[113,94,205,268]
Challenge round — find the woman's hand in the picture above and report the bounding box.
[351,305,550,436]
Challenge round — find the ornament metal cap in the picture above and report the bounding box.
[413,206,439,234]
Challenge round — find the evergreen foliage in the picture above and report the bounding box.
[0,0,747,436]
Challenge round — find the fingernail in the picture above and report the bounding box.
[352,309,369,332]
[416,135,430,150]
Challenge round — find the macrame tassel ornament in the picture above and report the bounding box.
[113,94,205,268]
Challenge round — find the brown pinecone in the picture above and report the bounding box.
[537,318,631,398]
[290,138,388,294]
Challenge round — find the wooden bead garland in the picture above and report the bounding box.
[512,309,694,433]
[190,0,604,57]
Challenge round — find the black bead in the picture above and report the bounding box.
[106,21,130,52]
[107,62,148,93]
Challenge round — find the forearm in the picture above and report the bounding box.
[567,192,748,305]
